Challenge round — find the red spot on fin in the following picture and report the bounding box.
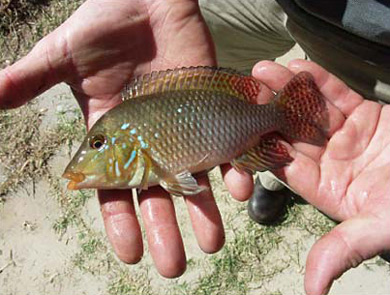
[275,71,329,146]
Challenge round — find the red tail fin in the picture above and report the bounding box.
[275,72,329,146]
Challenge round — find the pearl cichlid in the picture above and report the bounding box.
[63,67,328,195]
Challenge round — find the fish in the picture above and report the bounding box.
[62,66,328,195]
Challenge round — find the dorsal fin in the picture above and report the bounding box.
[121,66,261,103]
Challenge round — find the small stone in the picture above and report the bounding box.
[56,105,65,114]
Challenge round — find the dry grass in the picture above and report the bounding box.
[0,0,50,33]
[0,103,84,198]
[0,105,46,196]
[0,0,83,66]
[0,0,84,198]
[184,200,335,295]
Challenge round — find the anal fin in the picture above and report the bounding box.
[231,133,293,174]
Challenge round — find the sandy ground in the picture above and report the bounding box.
[1,45,390,295]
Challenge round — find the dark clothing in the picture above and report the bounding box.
[296,0,390,47]
[277,0,390,102]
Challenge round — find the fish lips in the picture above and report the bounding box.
[62,171,111,190]
[62,171,86,190]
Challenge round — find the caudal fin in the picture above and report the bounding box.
[274,71,329,146]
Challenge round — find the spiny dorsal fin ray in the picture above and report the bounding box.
[122,66,261,103]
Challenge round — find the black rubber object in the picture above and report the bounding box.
[247,177,291,225]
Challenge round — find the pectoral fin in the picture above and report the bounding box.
[231,133,293,174]
[139,152,152,191]
[159,170,206,196]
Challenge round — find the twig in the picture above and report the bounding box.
[0,258,15,274]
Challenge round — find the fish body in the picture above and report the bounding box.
[63,67,328,195]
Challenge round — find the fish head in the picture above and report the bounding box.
[63,120,142,190]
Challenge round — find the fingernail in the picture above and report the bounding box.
[253,64,269,76]
[288,58,308,70]
[252,61,274,76]
[288,60,300,69]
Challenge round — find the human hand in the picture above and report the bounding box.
[247,59,390,295]
[0,0,233,278]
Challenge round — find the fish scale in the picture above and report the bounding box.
[63,67,328,195]
[115,90,278,174]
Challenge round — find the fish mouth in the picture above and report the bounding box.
[62,171,86,190]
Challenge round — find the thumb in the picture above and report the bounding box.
[0,31,70,108]
[305,214,390,295]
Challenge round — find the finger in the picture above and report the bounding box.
[98,189,143,264]
[138,186,186,278]
[288,59,364,117]
[305,214,390,295]
[326,100,382,161]
[252,60,294,90]
[0,32,70,109]
[256,83,275,104]
[221,164,254,201]
[184,175,225,253]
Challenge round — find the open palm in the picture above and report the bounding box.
[0,0,229,278]
[252,59,390,295]
[3,1,388,292]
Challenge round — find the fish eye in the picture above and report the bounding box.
[89,134,106,149]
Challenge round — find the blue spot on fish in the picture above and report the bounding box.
[121,123,130,130]
[124,150,137,169]
[115,161,121,177]
[111,137,116,145]
[137,135,149,149]
[130,128,137,135]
